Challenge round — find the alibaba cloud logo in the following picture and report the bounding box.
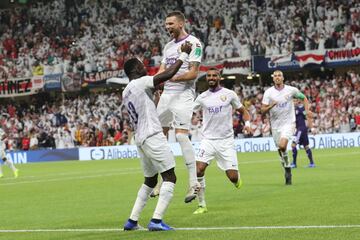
[90,149,105,160]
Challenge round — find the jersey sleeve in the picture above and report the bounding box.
[193,95,202,112]
[189,38,202,63]
[133,76,154,90]
[230,91,243,109]
[262,89,270,105]
[291,86,301,97]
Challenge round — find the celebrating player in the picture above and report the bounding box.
[154,11,203,203]
[192,68,251,214]
[0,128,19,178]
[122,42,191,231]
[261,70,312,185]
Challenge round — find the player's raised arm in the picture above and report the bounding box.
[153,42,192,86]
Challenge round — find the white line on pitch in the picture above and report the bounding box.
[1,225,360,232]
[0,171,142,186]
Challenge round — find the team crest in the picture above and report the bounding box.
[220,95,227,102]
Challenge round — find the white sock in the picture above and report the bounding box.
[129,184,153,221]
[197,176,206,207]
[0,163,3,175]
[176,133,197,186]
[281,151,290,168]
[152,181,175,220]
[4,159,17,171]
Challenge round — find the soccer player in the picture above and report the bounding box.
[261,70,312,185]
[291,99,315,168]
[122,42,192,231]
[0,128,19,178]
[192,68,252,214]
[155,11,203,203]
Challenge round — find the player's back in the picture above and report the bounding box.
[162,34,202,93]
[295,105,307,130]
[122,76,162,145]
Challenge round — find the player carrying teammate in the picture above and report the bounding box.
[122,42,192,231]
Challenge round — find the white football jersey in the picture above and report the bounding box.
[194,88,242,139]
[161,34,202,92]
[122,76,163,145]
[262,85,301,129]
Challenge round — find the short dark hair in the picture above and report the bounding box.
[207,67,221,76]
[124,58,141,77]
[166,11,185,22]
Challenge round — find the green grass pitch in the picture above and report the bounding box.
[1,147,359,240]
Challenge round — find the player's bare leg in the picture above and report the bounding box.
[226,169,242,189]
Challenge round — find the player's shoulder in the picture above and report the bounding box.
[284,84,299,91]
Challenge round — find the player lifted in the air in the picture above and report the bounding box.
[154,11,203,203]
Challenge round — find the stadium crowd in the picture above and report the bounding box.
[0,0,360,150]
[0,71,359,150]
[0,0,359,77]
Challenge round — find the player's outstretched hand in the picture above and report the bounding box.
[181,41,192,54]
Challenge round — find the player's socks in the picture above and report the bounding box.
[306,148,314,164]
[152,181,175,220]
[129,184,153,221]
[0,165,3,178]
[176,133,197,187]
[281,151,290,168]
[150,178,162,198]
[285,167,292,185]
[292,147,297,166]
[4,159,17,172]
[197,176,206,207]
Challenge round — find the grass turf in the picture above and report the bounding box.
[0,147,359,240]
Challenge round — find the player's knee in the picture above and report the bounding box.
[196,162,206,177]
[304,145,310,150]
[144,174,158,188]
[226,170,239,183]
[161,168,177,184]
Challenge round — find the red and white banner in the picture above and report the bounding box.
[295,50,325,67]
[222,57,251,75]
[325,47,360,63]
[0,77,39,98]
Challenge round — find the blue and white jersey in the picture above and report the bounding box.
[122,76,163,145]
[161,34,202,92]
[194,88,242,140]
[262,85,300,129]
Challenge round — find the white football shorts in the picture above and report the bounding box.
[271,124,296,147]
[137,132,175,177]
[196,137,238,171]
[157,89,194,130]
